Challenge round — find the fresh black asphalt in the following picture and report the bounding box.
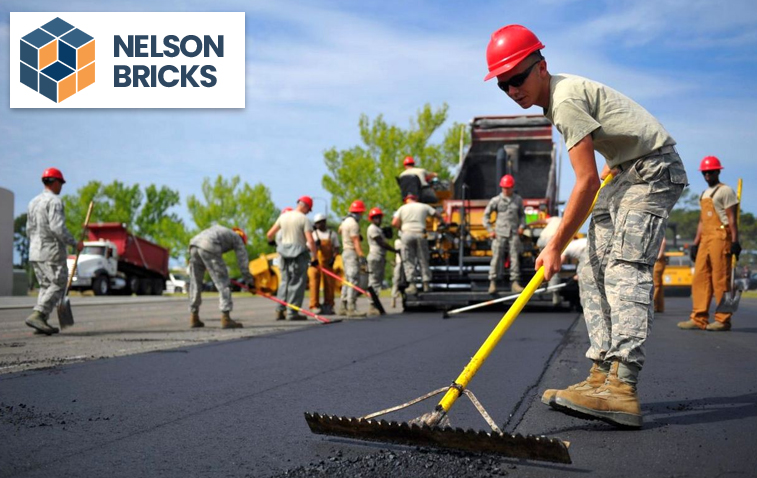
[1,297,755,477]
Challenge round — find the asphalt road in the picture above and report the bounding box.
[1,296,755,477]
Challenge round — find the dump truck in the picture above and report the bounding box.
[68,223,170,295]
[403,115,580,310]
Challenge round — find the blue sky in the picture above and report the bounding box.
[2,0,756,229]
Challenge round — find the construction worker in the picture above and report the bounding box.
[678,156,740,331]
[188,225,253,329]
[366,207,397,316]
[25,168,83,335]
[392,194,440,295]
[266,197,318,321]
[485,25,687,427]
[653,237,667,313]
[398,156,438,204]
[483,174,525,294]
[390,235,403,308]
[308,213,339,315]
[337,200,368,317]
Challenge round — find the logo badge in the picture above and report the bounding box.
[19,17,95,103]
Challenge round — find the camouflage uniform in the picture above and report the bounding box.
[27,189,77,316]
[366,223,386,291]
[483,193,525,283]
[189,225,252,314]
[578,147,687,369]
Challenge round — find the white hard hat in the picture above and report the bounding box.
[313,213,327,223]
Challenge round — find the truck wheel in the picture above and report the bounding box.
[128,276,140,295]
[93,275,110,296]
[140,279,154,296]
[152,278,164,295]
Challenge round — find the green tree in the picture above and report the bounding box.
[186,175,279,277]
[135,185,189,260]
[322,103,469,220]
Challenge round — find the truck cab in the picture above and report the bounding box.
[68,240,120,295]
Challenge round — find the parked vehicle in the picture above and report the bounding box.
[68,223,169,296]
[165,272,188,294]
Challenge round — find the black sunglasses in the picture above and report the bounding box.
[497,60,541,92]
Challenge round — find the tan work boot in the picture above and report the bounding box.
[554,361,642,428]
[220,312,243,329]
[406,283,418,295]
[25,311,58,336]
[511,282,524,293]
[706,321,731,331]
[337,302,348,316]
[275,310,285,321]
[367,305,381,317]
[541,363,607,407]
[488,280,497,294]
[190,312,205,328]
[677,319,703,330]
[346,306,367,317]
[422,281,431,293]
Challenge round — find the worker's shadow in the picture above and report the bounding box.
[548,392,757,433]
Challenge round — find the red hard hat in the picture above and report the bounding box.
[349,200,366,213]
[500,174,515,188]
[403,156,415,167]
[368,207,383,219]
[42,167,66,183]
[484,25,545,81]
[298,196,313,210]
[232,227,248,245]
[699,156,723,171]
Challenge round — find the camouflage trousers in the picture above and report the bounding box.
[367,254,386,291]
[340,249,360,307]
[31,260,68,316]
[189,246,232,313]
[489,234,521,282]
[401,232,431,283]
[579,148,687,370]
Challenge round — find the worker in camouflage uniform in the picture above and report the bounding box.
[483,174,525,294]
[188,225,253,329]
[485,25,686,427]
[337,200,368,317]
[25,168,83,335]
[366,207,397,316]
[267,197,317,320]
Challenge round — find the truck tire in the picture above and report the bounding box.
[152,278,164,295]
[93,275,111,296]
[128,276,140,296]
[140,279,154,296]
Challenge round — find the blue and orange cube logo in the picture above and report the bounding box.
[20,17,95,103]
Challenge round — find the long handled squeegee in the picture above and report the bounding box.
[318,266,386,315]
[230,280,340,325]
[442,281,570,319]
[305,175,614,464]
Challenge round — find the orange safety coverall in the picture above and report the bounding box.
[308,233,336,309]
[653,258,665,313]
[690,189,733,327]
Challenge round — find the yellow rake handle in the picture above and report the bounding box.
[437,174,614,413]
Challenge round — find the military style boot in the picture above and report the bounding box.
[554,361,642,428]
[275,309,286,321]
[422,281,431,293]
[406,283,418,295]
[25,311,58,336]
[320,304,334,315]
[337,302,349,316]
[488,280,497,294]
[511,282,524,293]
[677,319,703,330]
[706,321,731,331]
[220,311,243,329]
[367,304,381,317]
[190,312,205,328]
[541,363,608,407]
[346,303,367,317]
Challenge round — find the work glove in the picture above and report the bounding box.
[731,241,742,260]
[267,239,276,247]
[310,258,319,267]
[244,277,256,293]
[314,239,321,248]
[689,244,698,262]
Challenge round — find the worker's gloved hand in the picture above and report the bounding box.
[267,239,276,247]
[310,258,319,267]
[244,277,256,293]
[690,244,698,261]
[731,241,742,259]
[314,239,321,248]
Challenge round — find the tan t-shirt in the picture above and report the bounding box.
[339,216,360,251]
[274,210,312,247]
[399,167,430,187]
[702,184,739,225]
[396,202,436,233]
[544,74,675,168]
